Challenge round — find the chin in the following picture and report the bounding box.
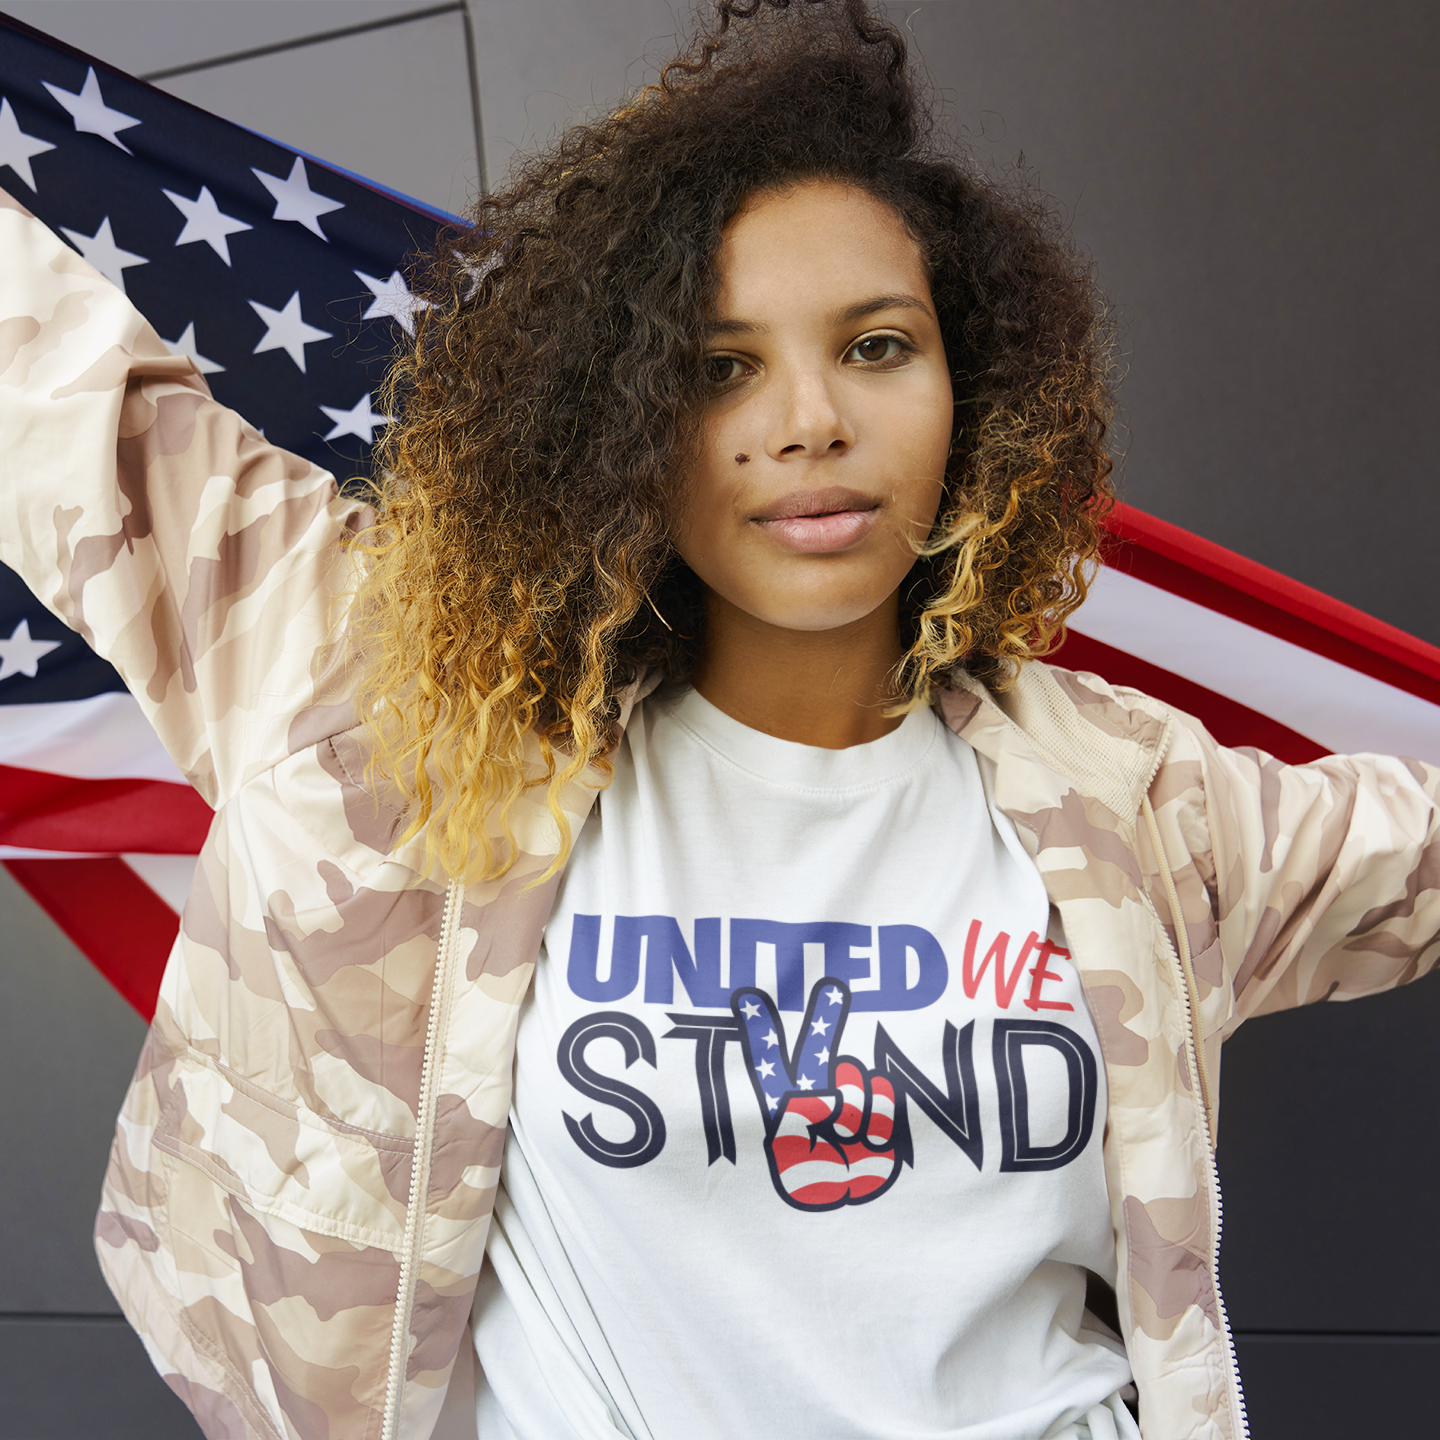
[748,593,892,634]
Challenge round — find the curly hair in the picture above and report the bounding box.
[350,0,1115,882]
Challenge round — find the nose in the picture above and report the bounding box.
[765,364,854,461]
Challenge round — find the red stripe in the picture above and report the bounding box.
[839,1171,889,1199]
[0,764,212,853]
[4,857,173,1019]
[1051,631,1330,764]
[788,1180,851,1205]
[1102,503,1440,704]
[772,1134,823,1169]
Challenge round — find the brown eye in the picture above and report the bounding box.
[704,355,745,385]
[850,335,905,363]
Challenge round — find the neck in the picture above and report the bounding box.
[690,591,907,748]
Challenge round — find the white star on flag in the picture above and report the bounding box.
[42,66,140,152]
[816,1046,830,1064]
[740,999,761,1019]
[251,156,344,240]
[456,250,496,300]
[0,619,62,682]
[319,392,392,443]
[248,291,332,373]
[763,1028,779,1049]
[0,97,56,191]
[163,185,252,265]
[764,1092,779,1113]
[355,269,428,336]
[809,1016,830,1036]
[824,986,844,1005]
[796,1075,815,1091]
[59,216,147,292]
[755,1059,776,1079]
[161,321,225,376]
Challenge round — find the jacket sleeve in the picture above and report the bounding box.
[0,187,370,808]
[1175,717,1440,1025]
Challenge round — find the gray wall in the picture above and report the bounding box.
[1,2,1436,1435]
[895,0,1440,645]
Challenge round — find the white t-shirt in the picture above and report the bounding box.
[471,687,1138,1440]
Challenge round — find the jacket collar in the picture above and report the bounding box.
[941,663,1174,825]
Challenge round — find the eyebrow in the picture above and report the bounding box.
[703,293,932,336]
[834,293,931,324]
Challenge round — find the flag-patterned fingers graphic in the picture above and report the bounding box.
[768,1062,899,1209]
[733,976,848,1116]
[832,1060,895,1146]
[732,979,901,1211]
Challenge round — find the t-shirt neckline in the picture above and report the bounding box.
[655,684,941,792]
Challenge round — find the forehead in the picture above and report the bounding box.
[713,181,929,308]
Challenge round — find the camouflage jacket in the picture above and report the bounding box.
[4,190,1438,1440]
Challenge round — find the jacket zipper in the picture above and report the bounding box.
[381,877,465,1440]
[1140,797,1250,1440]
[950,687,1247,1435]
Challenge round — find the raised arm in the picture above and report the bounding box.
[0,187,370,807]
[1157,716,1440,1027]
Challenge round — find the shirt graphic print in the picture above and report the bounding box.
[471,688,1138,1440]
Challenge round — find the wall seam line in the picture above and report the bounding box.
[139,2,464,82]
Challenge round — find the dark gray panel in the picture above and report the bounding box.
[470,0,684,184]
[0,864,145,1314]
[155,7,481,215]
[0,0,440,77]
[0,1316,200,1439]
[1217,975,1440,1333]
[888,1,1440,641]
[1233,1334,1439,1438]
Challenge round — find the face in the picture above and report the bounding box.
[675,180,953,637]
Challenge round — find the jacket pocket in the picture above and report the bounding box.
[154,1049,412,1251]
[151,1056,403,1440]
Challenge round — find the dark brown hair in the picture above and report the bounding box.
[351,0,1115,879]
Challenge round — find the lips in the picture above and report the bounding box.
[751,487,880,554]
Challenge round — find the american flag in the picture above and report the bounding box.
[0,11,449,1017]
[5,12,1440,1023]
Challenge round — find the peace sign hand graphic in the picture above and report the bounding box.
[733,978,900,1211]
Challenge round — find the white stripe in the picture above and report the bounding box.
[0,694,185,782]
[121,853,197,913]
[775,1108,825,1139]
[782,1157,894,1192]
[1071,567,1440,764]
[0,846,107,860]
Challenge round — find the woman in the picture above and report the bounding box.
[0,2,1434,1438]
